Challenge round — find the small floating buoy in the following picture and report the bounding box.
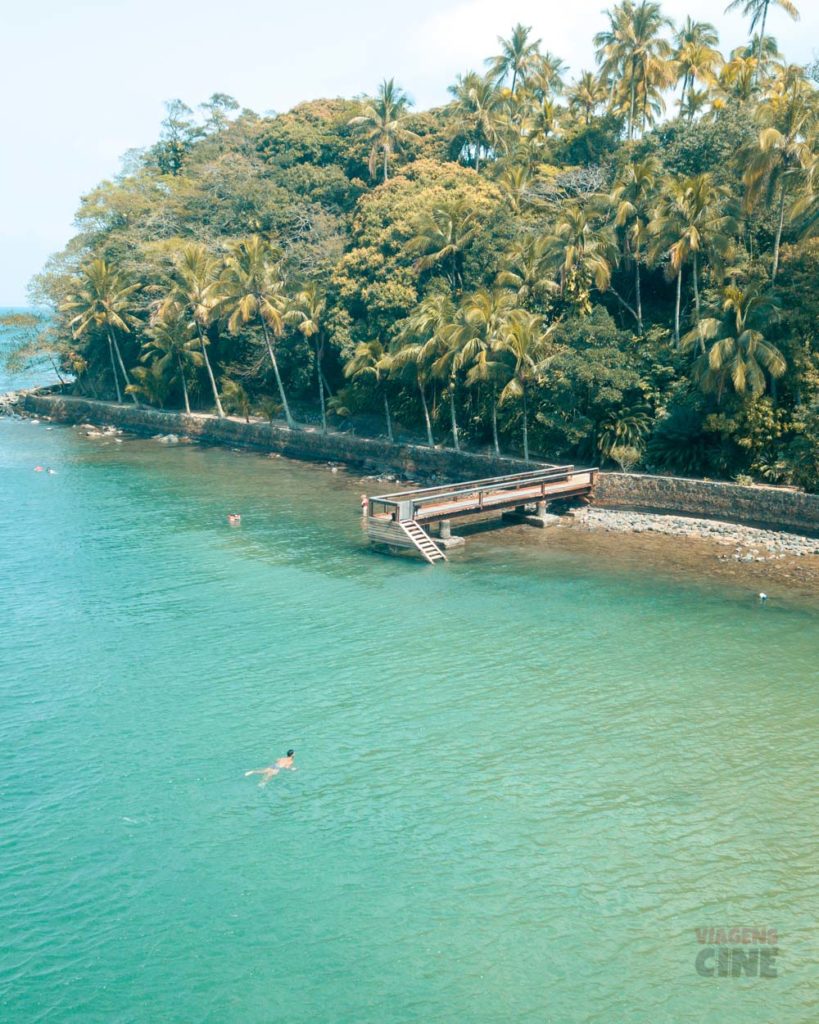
[33,465,44,472]
[47,468,57,475]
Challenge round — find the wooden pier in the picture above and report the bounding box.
[365,464,597,563]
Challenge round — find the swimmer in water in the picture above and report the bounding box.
[245,749,296,786]
[227,513,241,526]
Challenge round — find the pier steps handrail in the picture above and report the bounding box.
[398,520,447,563]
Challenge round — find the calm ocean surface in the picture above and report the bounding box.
[1,335,818,1022]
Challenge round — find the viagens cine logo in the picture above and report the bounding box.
[694,927,780,978]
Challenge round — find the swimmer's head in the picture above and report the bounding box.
[286,749,294,757]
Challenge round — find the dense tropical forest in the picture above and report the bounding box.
[5,0,819,486]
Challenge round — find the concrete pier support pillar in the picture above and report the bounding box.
[439,519,452,540]
[535,500,548,518]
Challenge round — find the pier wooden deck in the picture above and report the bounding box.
[365,464,597,562]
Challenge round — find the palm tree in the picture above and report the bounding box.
[402,293,462,449]
[406,199,480,292]
[390,340,436,447]
[495,163,532,216]
[742,65,815,280]
[219,235,293,427]
[680,88,711,121]
[487,23,542,94]
[650,174,737,345]
[673,18,723,110]
[61,258,140,404]
[344,340,395,442]
[453,288,517,453]
[496,235,557,310]
[724,0,799,80]
[142,301,202,414]
[595,1,674,140]
[609,155,661,334]
[528,52,568,98]
[496,309,554,462]
[286,283,329,433]
[167,243,225,417]
[567,71,608,124]
[546,205,618,311]
[449,72,500,170]
[349,79,418,182]
[681,283,786,400]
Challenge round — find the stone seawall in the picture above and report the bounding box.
[21,394,536,480]
[20,393,819,536]
[595,472,819,536]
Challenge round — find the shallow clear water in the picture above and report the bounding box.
[1,416,817,1024]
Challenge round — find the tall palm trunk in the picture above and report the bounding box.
[521,381,529,463]
[491,386,500,455]
[315,339,327,433]
[107,328,137,404]
[383,148,389,182]
[449,384,460,451]
[177,354,191,414]
[195,323,225,418]
[418,380,434,447]
[106,333,122,403]
[756,4,769,84]
[674,269,683,347]
[258,318,292,428]
[635,252,643,336]
[383,390,394,443]
[692,251,702,337]
[772,186,786,282]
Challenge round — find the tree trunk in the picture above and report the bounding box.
[491,387,500,455]
[177,353,191,414]
[419,381,434,447]
[674,269,682,347]
[692,250,701,329]
[635,254,643,336]
[383,147,389,182]
[108,328,137,404]
[313,337,325,430]
[107,333,122,403]
[756,5,768,84]
[196,324,225,418]
[383,390,393,443]
[48,355,66,385]
[259,318,292,428]
[522,382,529,463]
[449,385,460,451]
[772,186,786,282]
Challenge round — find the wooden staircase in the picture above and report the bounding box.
[398,520,447,564]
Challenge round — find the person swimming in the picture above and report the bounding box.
[227,513,242,526]
[245,749,296,786]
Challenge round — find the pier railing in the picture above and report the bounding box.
[368,465,596,523]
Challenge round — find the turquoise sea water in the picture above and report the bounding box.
[2,354,819,1021]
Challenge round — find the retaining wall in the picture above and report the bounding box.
[21,394,536,480]
[20,394,819,536]
[595,472,819,535]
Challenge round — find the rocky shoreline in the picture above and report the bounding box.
[570,507,819,560]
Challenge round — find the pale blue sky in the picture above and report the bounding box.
[1,0,816,305]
